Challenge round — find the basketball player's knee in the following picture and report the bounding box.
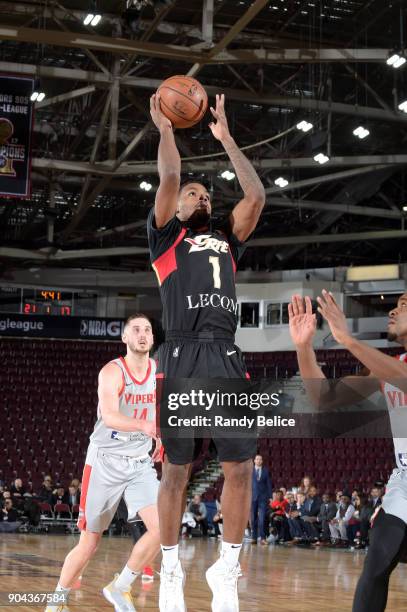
[161,464,190,492]
[80,533,100,559]
[226,460,252,489]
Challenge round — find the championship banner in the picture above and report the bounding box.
[0,74,34,198]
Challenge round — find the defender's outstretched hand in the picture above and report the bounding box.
[288,295,316,348]
[317,289,350,345]
[209,94,231,141]
[150,93,172,132]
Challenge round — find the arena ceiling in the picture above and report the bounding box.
[0,0,407,273]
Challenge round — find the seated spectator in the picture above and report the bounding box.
[335,490,343,506]
[369,485,382,511]
[51,486,66,507]
[187,495,208,537]
[212,507,223,538]
[38,476,54,503]
[317,492,337,543]
[10,478,26,511]
[298,475,315,496]
[287,492,307,540]
[300,485,322,541]
[347,493,373,549]
[63,485,80,508]
[0,498,21,532]
[181,502,196,538]
[329,493,355,546]
[268,490,290,542]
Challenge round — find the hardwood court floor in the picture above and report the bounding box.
[0,535,406,611]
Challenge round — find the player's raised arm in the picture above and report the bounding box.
[317,289,407,391]
[209,94,265,242]
[289,294,379,408]
[98,362,156,437]
[150,93,181,228]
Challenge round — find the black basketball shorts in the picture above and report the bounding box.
[156,336,257,465]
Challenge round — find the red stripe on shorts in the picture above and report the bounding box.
[77,463,92,531]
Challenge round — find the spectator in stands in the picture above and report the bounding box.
[63,485,80,508]
[317,493,337,544]
[38,476,54,503]
[287,492,307,540]
[187,495,208,537]
[348,493,373,549]
[251,454,272,545]
[369,485,382,510]
[329,493,355,546]
[335,490,343,506]
[268,490,290,542]
[298,475,314,495]
[212,507,223,538]
[300,485,322,541]
[10,478,26,498]
[51,486,66,507]
[71,478,80,490]
[0,498,21,532]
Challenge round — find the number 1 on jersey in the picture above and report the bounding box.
[209,256,221,289]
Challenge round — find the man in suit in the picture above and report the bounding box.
[251,455,272,545]
[317,492,338,542]
[300,485,322,541]
[63,485,80,508]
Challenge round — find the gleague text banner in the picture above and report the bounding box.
[0,74,34,198]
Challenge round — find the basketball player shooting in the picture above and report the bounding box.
[148,92,265,612]
[45,314,161,612]
[288,292,407,612]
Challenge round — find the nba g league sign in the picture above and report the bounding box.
[0,74,34,198]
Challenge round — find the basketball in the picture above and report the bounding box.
[157,75,208,129]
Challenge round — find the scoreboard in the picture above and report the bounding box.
[22,289,73,316]
[0,287,97,316]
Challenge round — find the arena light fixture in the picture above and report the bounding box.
[296,120,313,132]
[274,177,289,188]
[84,13,102,26]
[353,126,370,139]
[313,153,329,165]
[30,91,46,102]
[140,181,152,191]
[387,51,406,68]
[403,205,407,212]
[221,170,236,181]
[398,100,407,113]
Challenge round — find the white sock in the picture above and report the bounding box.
[221,541,242,568]
[161,544,179,571]
[115,565,140,590]
[56,582,70,595]
[52,582,70,609]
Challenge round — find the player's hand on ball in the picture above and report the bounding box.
[288,295,316,348]
[150,93,172,132]
[317,289,350,345]
[209,94,231,141]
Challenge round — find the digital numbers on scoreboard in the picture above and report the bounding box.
[22,289,73,316]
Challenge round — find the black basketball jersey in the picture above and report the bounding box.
[147,208,244,338]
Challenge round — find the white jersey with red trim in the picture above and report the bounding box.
[89,357,156,457]
[382,352,407,470]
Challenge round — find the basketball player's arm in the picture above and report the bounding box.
[289,295,380,408]
[98,363,156,437]
[318,289,407,391]
[150,93,181,228]
[209,94,265,241]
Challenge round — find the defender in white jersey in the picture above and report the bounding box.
[45,314,160,612]
[288,292,407,612]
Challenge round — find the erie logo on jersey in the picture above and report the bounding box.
[398,453,407,467]
[185,235,229,254]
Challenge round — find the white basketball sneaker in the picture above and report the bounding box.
[102,575,136,612]
[159,560,186,612]
[206,557,241,612]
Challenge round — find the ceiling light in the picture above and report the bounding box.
[313,153,329,165]
[403,205,407,212]
[386,51,406,69]
[353,126,370,139]
[296,120,313,132]
[30,91,46,102]
[274,177,289,188]
[84,13,102,26]
[140,181,152,191]
[398,100,407,113]
[221,170,235,181]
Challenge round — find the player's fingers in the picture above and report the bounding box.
[296,295,305,314]
[210,107,218,119]
[305,296,313,315]
[291,295,299,316]
[288,303,294,320]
